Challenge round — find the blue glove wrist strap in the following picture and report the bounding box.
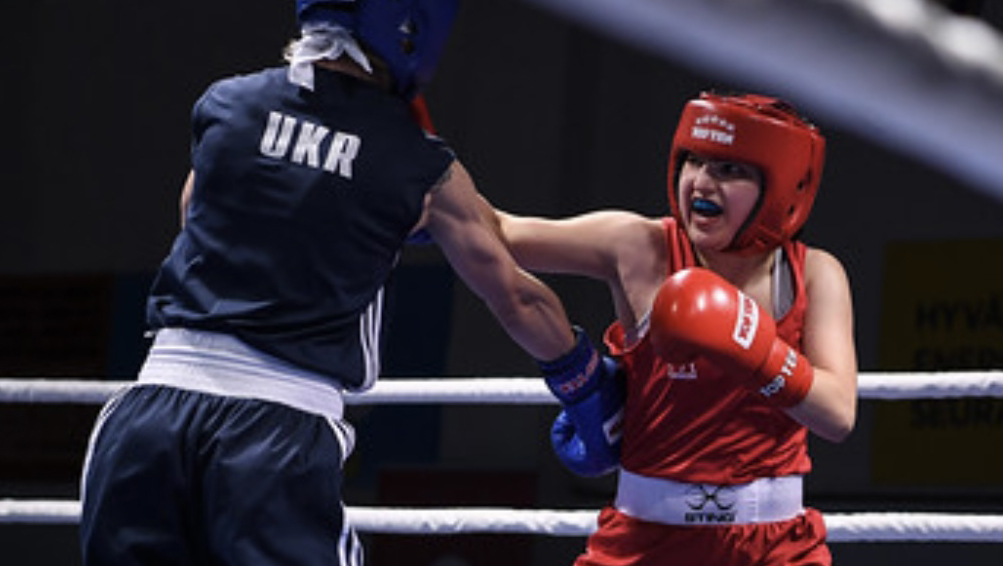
[538,327,600,405]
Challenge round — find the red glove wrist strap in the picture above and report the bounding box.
[756,340,814,407]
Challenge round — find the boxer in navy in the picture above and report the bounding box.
[78,2,618,565]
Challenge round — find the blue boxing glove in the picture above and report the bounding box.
[538,328,624,477]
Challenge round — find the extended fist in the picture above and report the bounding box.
[538,328,624,476]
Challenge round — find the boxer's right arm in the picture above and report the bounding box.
[538,328,624,476]
[495,210,668,332]
[422,159,576,361]
[421,165,625,472]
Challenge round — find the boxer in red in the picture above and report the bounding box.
[497,92,858,566]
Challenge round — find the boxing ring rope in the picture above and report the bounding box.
[2,499,1003,543]
[1,370,1002,405]
[1,371,1002,542]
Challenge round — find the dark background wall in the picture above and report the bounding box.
[2,1,1002,564]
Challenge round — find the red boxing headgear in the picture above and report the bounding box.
[667,92,825,254]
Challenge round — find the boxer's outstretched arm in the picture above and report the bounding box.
[422,160,575,361]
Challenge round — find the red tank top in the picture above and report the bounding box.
[603,218,811,484]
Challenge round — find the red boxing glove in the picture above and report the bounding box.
[649,267,813,407]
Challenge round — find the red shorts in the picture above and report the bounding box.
[575,506,830,566]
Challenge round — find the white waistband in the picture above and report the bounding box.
[137,328,345,421]
[615,469,804,526]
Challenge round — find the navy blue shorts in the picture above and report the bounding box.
[80,385,362,566]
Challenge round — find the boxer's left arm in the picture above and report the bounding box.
[788,249,857,442]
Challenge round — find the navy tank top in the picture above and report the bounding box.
[147,66,453,390]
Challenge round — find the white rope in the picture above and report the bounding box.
[1,371,1001,405]
[2,499,1001,542]
[3,371,1000,542]
[0,499,80,525]
[0,379,126,405]
[347,506,598,536]
[857,371,1003,400]
[824,512,1003,543]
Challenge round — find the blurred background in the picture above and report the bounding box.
[1,0,1001,564]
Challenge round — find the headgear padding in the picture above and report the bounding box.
[667,92,825,254]
[296,0,459,99]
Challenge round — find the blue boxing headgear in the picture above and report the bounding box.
[296,0,459,99]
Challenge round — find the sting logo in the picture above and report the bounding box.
[684,484,737,524]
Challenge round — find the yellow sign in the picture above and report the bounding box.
[872,238,1003,486]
